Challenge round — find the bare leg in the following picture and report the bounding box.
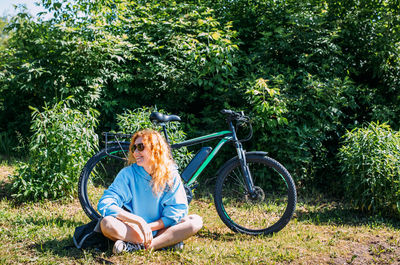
[100,214,203,251]
[149,214,203,250]
[100,216,145,244]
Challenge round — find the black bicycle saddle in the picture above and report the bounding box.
[150,112,181,123]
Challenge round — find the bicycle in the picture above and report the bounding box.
[78,109,297,235]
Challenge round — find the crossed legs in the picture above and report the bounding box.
[100,214,203,250]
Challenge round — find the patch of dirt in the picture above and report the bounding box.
[0,165,14,181]
[329,234,400,264]
[0,165,14,199]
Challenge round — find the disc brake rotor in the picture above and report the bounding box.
[245,186,265,203]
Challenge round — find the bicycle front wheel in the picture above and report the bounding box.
[78,144,130,221]
[214,153,296,235]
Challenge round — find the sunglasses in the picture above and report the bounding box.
[131,143,145,152]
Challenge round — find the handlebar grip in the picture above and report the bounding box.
[221,109,244,118]
[221,109,250,123]
[221,109,233,115]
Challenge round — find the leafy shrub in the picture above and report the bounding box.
[10,99,99,201]
[246,77,288,128]
[0,1,240,141]
[245,74,358,194]
[0,12,115,139]
[2,0,400,197]
[116,106,193,171]
[209,0,400,195]
[337,122,400,217]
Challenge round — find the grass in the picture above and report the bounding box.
[1,162,400,264]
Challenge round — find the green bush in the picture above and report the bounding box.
[0,1,240,139]
[338,122,400,218]
[116,106,193,171]
[2,0,400,197]
[245,74,358,194]
[209,0,400,194]
[10,99,99,201]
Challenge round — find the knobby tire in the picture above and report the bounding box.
[214,153,296,235]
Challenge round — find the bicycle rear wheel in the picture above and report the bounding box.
[214,153,296,235]
[78,144,130,221]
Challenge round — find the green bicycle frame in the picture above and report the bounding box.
[170,130,233,186]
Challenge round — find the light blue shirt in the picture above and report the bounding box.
[97,163,188,229]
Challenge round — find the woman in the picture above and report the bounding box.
[97,129,203,253]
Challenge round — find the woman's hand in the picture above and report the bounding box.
[138,221,153,249]
[117,210,153,248]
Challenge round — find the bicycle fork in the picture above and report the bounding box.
[235,142,259,198]
[229,122,257,198]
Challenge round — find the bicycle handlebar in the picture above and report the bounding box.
[148,109,252,143]
[221,109,253,142]
[221,109,249,122]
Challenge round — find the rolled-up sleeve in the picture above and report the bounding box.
[161,176,188,227]
[97,170,132,217]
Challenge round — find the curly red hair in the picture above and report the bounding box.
[128,129,176,194]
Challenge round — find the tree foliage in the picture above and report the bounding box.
[1,0,400,198]
[0,16,9,50]
[0,0,240,134]
[208,0,400,193]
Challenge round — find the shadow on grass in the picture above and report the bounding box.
[296,205,400,229]
[0,181,12,200]
[12,215,84,228]
[196,229,249,241]
[32,237,115,264]
[9,210,115,264]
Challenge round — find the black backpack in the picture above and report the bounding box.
[73,220,113,251]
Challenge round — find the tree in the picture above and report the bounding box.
[0,16,9,50]
[207,0,400,193]
[2,0,400,196]
[0,0,240,136]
